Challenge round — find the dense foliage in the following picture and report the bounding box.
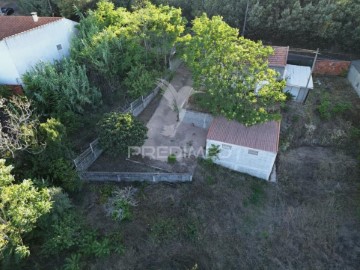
[18,0,93,18]
[182,15,286,125]
[22,60,101,127]
[154,0,360,54]
[20,118,81,192]
[97,112,148,155]
[71,1,186,99]
[0,160,52,261]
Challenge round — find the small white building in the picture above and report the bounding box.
[206,117,280,181]
[268,46,289,79]
[284,64,313,103]
[0,14,77,85]
[347,60,360,97]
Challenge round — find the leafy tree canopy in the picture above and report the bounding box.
[181,14,286,125]
[71,0,186,98]
[0,160,52,260]
[97,112,148,155]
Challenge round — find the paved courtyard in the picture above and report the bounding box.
[139,65,208,162]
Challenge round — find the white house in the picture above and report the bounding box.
[206,117,280,181]
[347,60,360,97]
[284,64,313,103]
[0,14,77,85]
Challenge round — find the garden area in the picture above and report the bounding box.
[1,1,360,269]
[42,75,359,269]
[18,73,358,269]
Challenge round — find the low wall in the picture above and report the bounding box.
[179,109,213,129]
[80,172,192,183]
[314,60,350,76]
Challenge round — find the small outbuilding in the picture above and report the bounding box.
[284,64,313,103]
[268,46,289,79]
[347,60,360,97]
[206,117,280,181]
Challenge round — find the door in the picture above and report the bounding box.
[297,88,309,102]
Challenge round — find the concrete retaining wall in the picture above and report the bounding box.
[80,172,192,183]
[179,109,213,129]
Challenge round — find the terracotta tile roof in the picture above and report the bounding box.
[268,46,289,67]
[207,117,280,153]
[0,16,62,40]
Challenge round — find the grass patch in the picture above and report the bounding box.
[243,181,266,207]
[150,218,178,242]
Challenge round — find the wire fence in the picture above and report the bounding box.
[73,59,182,172]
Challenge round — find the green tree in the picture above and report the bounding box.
[97,112,148,155]
[181,14,286,125]
[18,0,56,16]
[0,160,52,260]
[71,1,186,98]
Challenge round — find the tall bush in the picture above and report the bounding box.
[22,59,101,127]
[97,112,148,155]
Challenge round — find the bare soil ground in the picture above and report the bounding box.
[74,75,360,269]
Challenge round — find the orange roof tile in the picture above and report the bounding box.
[0,16,62,40]
[207,117,280,153]
[268,46,289,67]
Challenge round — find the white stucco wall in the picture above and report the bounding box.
[0,41,21,84]
[206,139,277,180]
[347,65,360,97]
[285,85,300,99]
[0,18,77,85]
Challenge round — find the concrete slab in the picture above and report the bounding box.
[139,65,208,161]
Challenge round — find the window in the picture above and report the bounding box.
[56,44,62,50]
[248,149,258,155]
[222,144,232,150]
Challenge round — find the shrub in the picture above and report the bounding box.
[167,153,177,164]
[104,187,138,222]
[24,118,81,192]
[124,64,157,99]
[317,96,331,120]
[22,59,101,127]
[97,113,148,156]
[207,144,220,160]
[332,102,351,116]
[0,85,12,99]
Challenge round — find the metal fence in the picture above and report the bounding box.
[73,139,103,171]
[80,171,192,183]
[73,59,182,172]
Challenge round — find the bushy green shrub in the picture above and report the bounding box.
[23,118,81,192]
[317,96,331,120]
[97,113,147,156]
[167,153,177,164]
[23,59,101,127]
